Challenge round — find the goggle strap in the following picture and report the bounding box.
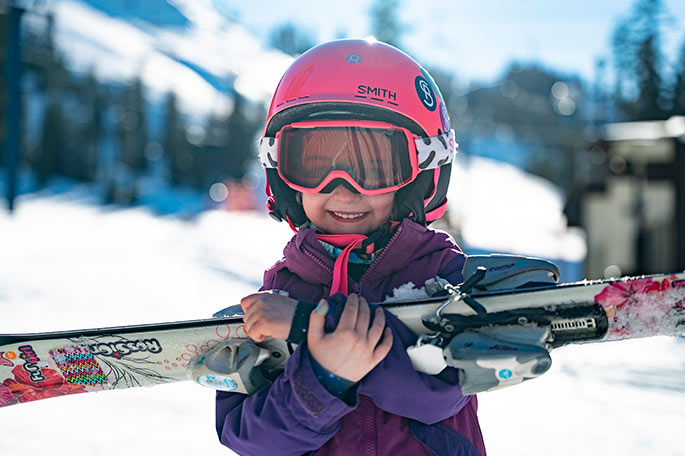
[416,129,457,170]
[259,137,279,169]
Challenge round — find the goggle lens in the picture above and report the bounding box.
[279,126,414,192]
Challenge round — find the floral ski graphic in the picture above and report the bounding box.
[1,365,87,406]
[595,276,685,339]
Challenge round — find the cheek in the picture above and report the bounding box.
[372,194,395,218]
[301,193,325,216]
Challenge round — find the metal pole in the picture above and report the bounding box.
[675,139,685,272]
[4,5,24,213]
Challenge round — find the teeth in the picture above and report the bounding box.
[333,212,365,219]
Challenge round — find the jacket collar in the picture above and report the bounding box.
[280,219,434,288]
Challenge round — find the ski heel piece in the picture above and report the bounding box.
[187,339,287,394]
[444,326,552,395]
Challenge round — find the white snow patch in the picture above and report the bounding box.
[50,0,292,115]
[447,156,587,262]
[382,282,430,303]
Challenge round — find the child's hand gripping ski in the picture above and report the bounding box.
[185,290,297,394]
[308,294,393,382]
[240,290,298,342]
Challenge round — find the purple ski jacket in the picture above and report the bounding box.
[216,218,486,455]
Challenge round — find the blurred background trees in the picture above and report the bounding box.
[670,41,685,114]
[612,0,672,120]
[1,5,264,207]
[0,10,6,161]
[370,0,402,48]
[0,0,684,211]
[269,22,314,56]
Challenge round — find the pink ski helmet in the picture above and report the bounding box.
[260,38,456,228]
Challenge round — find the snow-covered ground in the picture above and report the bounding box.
[47,0,293,115]
[1,190,684,456]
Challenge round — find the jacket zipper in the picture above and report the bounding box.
[356,225,404,295]
[301,245,334,275]
[358,229,402,454]
[362,395,376,456]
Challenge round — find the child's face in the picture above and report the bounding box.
[301,185,394,235]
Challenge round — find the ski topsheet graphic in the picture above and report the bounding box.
[1,256,684,408]
[0,318,257,407]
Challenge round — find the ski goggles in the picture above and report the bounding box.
[259,120,456,195]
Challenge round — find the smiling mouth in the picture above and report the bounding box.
[330,211,367,220]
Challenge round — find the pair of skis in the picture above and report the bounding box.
[1,255,684,407]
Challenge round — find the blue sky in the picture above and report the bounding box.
[227,0,685,84]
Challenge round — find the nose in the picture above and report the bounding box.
[331,183,361,202]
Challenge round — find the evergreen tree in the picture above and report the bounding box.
[162,92,190,186]
[460,63,586,194]
[672,39,685,115]
[203,108,230,186]
[224,93,258,180]
[370,0,403,47]
[24,11,74,185]
[117,77,148,173]
[77,71,103,182]
[0,9,8,166]
[36,60,70,183]
[269,23,314,56]
[611,0,670,120]
[106,77,148,203]
[205,110,229,150]
[36,93,66,185]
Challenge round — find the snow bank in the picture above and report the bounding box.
[447,155,587,263]
[0,189,682,456]
[51,0,292,116]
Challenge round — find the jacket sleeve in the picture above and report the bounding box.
[218,259,355,455]
[358,251,469,424]
[216,344,357,455]
[358,309,471,425]
[437,251,467,286]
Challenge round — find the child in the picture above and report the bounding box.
[216,39,486,456]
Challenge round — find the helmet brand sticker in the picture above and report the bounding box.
[346,54,362,64]
[415,76,436,111]
[356,85,398,105]
[421,68,445,104]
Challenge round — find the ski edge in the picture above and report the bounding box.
[0,316,244,347]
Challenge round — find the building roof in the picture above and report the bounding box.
[602,116,685,142]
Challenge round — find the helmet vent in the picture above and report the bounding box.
[277,95,310,108]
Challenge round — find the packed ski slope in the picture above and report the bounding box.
[1,190,684,456]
